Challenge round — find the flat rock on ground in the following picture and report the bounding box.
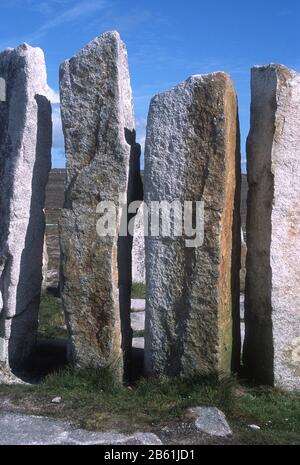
[188,407,232,438]
[0,413,162,445]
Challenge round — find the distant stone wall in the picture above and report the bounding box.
[44,169,65,288]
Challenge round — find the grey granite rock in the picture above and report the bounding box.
[59,31,135,378]
[244,65,300,391]
[144,73,241,378]
[132,337,144,350]
[131,311,145,332]
[188,407,232,438]
[0,44,52,377]
[42,236,48,290]
[132,203,145,283]
[0,413,162,445]
[131,299,146,311]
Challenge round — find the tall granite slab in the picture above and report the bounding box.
[59,31,135,377]
[0,44,52,378]
[144,73,241,378]
[244,65,300,390]
[132,202,145,284]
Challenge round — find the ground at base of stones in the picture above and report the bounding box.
[0,291,299,445]
[0,369,299,445]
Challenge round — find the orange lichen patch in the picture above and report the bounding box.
[288,201,300,239]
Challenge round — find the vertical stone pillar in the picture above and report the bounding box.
[42,235,48,291]
[132,202,146,285]
[59,31,135,379]
[0,44,52,379]
[144,73,241,378]
[244,65,300,391]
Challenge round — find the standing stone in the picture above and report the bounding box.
[132,202,145,284]
[42,235,48,291]
[144,73,241,378]
[244,65,300,391]
[59,31,135,378]
[240,228,247,293]
[0,44,52,377]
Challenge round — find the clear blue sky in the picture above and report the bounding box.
[1,0,300,171]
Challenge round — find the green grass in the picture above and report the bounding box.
[133,330,144,338]
[232,385,300,444]
[2,292,298,444]
[131,282,145,299]
[0,369,299,444]
[38,293,67,340]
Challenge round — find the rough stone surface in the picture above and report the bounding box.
[132,337,144,350]
[42,235,48,290]
[188,407,232,438]
[59,31,135,376]
[131,311,145,332]
[132,202,145,283]
[240,228,247,292]
[0,413,162,445]
[131,299,145,311]
[0,44,52,376]
[144,73,241,378]
[244,64,300,391]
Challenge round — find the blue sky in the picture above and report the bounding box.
[1,0,300,171]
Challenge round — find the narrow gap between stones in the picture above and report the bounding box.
[118,128,144,383]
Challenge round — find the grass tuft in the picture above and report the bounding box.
[131,282,145,299]
[38,292,67,339]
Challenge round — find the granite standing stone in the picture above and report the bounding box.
[59,31,135,378]
[132,202,145,284]
[244,65,300,391]
[0,44,52,380]
[144,73,241,378]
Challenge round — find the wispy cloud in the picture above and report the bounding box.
[26,0,108,42]
[83,8,154,35]
[0,0,110,49]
